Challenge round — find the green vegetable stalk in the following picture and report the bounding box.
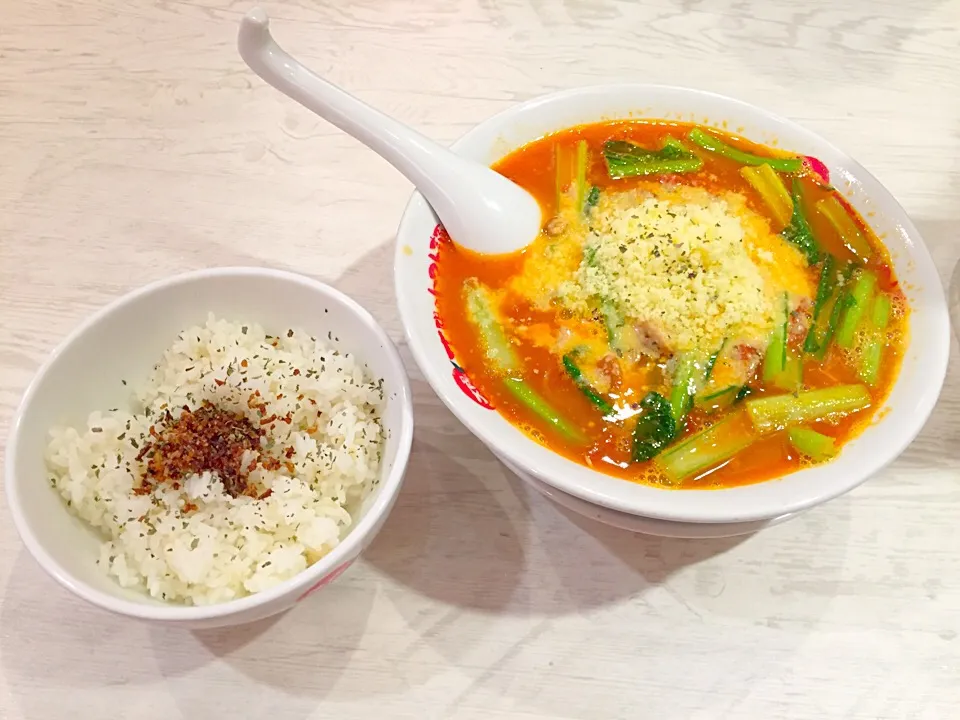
[811,255,838,321]
[763,293,789,381]
[687,128,803,173]
[696,385,740,412]
[669,352,710,425]
[858,293,892,386]
[562,355,614,415]
[574,140,588,212]
[503,378,585,443]
[835,269,878,349]
[599,298,624,354]
[816,196,873,260]
[788,427,837,462]
[693,341,736,403]
[746,385,871,434]
[804,260,854,360]
[464,279,520,374]
[770,350,803,392]
[655,412,756,482]
[780,178,821,264]
[740,164,793,227]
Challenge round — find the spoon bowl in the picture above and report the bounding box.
[237,8,542,255]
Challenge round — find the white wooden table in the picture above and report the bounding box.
[2,1,959,717]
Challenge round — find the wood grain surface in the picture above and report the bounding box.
[2,0,959,718]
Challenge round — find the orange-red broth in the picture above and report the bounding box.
[434,121,907,489]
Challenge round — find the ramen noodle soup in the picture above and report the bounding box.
[435,121,908,489]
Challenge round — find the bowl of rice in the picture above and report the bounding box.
[5,267,413,628]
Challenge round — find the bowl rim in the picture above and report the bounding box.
[5,266,414,621]
[394,82,950,524]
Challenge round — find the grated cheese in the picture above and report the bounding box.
[563,185,799,352]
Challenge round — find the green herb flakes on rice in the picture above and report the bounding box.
[44,314,384,605]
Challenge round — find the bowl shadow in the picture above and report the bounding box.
[146,576,376,719]
[0,548,383,718]
[499,465,751,614]
[362,409,528,614]
[0,550,161,718]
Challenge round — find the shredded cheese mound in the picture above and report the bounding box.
[561,186,793,352]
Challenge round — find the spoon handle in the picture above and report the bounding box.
[239,8,542,254]
[239,9,472,209]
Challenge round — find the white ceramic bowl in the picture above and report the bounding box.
[395,84,949,525]
[496,452,798,538]
[5,267,413,628]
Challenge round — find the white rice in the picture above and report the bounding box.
[44,314,384,605]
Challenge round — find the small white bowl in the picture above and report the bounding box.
[395,84,949,525]
[5,267,413,628]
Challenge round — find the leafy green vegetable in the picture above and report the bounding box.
[687,128,803,173]
[780,178,821,264]
[603,137,703,179]
[811,255,838,321]
[464,279,519,374]
[835,269,877,349]
[788,427,837,462]
[804,261,855,359]
[562,355,614,415]
[632,392,677,462]
[746,385,871,434]
[503,378,584,442]
[584,185,600,213]
[655,412,756,482]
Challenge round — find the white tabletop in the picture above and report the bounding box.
[2,1,960,718]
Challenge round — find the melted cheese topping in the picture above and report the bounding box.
[511,184,814,354]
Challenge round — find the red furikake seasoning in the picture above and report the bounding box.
[136,401,264,498]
